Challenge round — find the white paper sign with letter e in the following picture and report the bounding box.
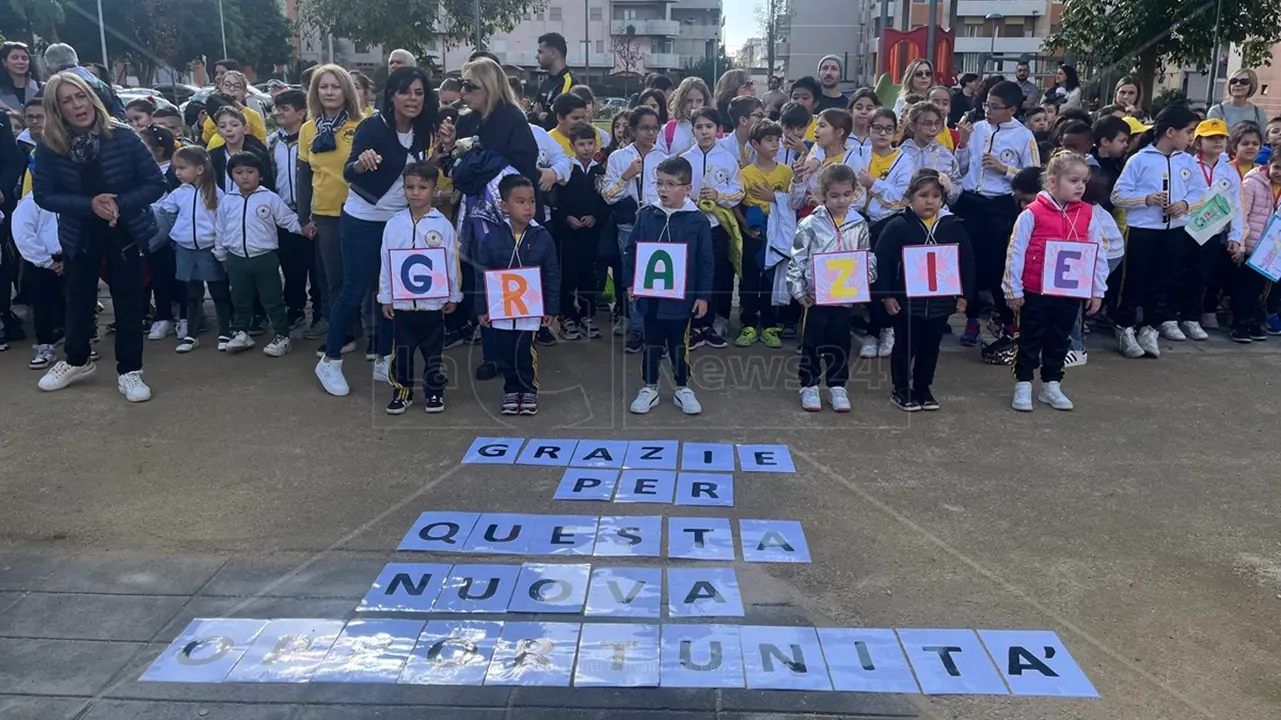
[1040,241,1097,299]
[632,242,688,299]
[813,250,870,305]
[485,266,544,320]
[903,244,961,298]
[389,247,449,301]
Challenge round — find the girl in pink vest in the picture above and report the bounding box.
[1004,153,1110,412]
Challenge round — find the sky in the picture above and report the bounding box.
[723,0,760,56]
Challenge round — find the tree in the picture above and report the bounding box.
[298,0,546,58]
[0,0,65,48]
[683,44,735,90]
[1047,0,1281,106]
[612,28,643,78]
[754,0,789,78]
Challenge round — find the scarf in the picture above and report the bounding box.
[311,110,349,154]
[68,126,102,165]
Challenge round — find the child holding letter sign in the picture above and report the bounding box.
[1234,152,1281,342]
[874,169,974,412]
[623,156,713,415]
[475,175,560,416]
[1004,153,1110,412]
[788,163,875,413]
[378,160,461,414]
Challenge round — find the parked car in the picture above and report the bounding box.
[116,88,177,111]
[151,83,203,106]
[180,85,273,119]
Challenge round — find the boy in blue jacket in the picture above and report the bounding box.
[476,175,561,416]
[623,156,714,415]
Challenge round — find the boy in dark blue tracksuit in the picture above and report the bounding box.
[475,175,561,416]
[622,156,714,415]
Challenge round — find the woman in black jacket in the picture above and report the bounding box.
[31,72,167,402]
[315,66,445,396]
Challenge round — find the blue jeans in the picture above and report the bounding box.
[1069,256,1123,351]
[616,224,643,332]
[325,213,393,360]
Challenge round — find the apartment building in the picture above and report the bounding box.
[295,0,722,79]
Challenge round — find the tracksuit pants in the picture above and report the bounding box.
[560,228,598,321]
[148,246,187,321]
[1116,227,1183,329]
[643,314,691,387]
[1014,293,1079,383]
[890,314,948,393]
[696,225,733,329]
[65,229,145,374]
[1232,263,1268,332]
[391,309,447,399]
[279,228,319,322]
[958,192,1018,328]
[866,218,894,335]
[186,280,232,339]
[799,305,853,388]
[226,251,288,336]
[27,264,64,346]
[495,329,537,394]
[739,232,775,329]
[1176,229,1220,322]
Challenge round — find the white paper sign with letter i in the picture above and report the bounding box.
[1040,241,1097,300]
[389,247,449,301]
[903,244,961,298]
[632,242,688,299]
[813,250,870,305]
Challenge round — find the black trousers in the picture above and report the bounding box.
[957,191,1018,328]
[866,218,893,334]
[148,245,187,321]
[1176,229,1218,322]
[642,315,690,386]
[1116,227,1184,329]
[697,225,734,327]
[559,226,599,321]
[890,313,948,393]
[799,305,853,388]
[27,263,64,346]
[186,280,232,338]
[494,328,537,394]
[0,228,15,336]
[739,232,775,329]
[1013,293,1079,383]
[391,309,447,398]
[1231,263,1268,331]
[1202,233,1232,314]
[66,230,145,374]
[278,228,319,320]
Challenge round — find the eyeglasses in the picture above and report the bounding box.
[460,80,479,92]
[1230,77,1251,86]
[982,102,1009,111]
[870,124,896,134]
[916,119,942,128]
[636,124,659,132]
[913,70,932,78]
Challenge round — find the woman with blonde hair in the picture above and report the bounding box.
[202,69,267,147]
[297,63,365,345]
[30,72,168,401]
[894,59,935,117]
[658,76,711,156]
[1209,68,1269,130]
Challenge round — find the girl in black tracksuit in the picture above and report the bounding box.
[874,169,975,411]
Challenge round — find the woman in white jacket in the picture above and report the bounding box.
[12,194,64,368]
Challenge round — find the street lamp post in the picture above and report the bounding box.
[218,0,228,59]
[986,12,1004,74]
[96,0,108,70]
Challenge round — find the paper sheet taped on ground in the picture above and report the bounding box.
[145,619,1094,696]
[461,438,795,473]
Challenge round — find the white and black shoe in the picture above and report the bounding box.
[29,344,55,370]
[425,394,445,413]
[386,395,412,415]
[175,336,199,353]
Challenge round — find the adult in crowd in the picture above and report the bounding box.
[1048,64,1082,109]
[1015,61,1039,110]
[762,76,788,118]
[388,49,416,72]
[950,73,979,126]
[39,44,124,119]
[438,78,462,107]
[315,66,445,396]
[1113,76,1143,116]
[962,75,1005,125]
[536,32,575,128]
[815,55,850,112]
[212,59,239,84]
[203,70,268,147]
[0,42,41,113]
[1208,69,1269,130]
[895,59,934,116]
[713,69,755,130]
[31,72,167,402]
[296,64,364,348]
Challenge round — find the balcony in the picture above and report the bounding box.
[954,36,1045,54]
[612,19,681,36]
[567,52,619,68]
[644,52,682,69]
[955,1,1046,18]
[678,23,720,40]
[493,50,539,67]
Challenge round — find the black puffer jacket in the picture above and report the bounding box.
[873,209,975,320]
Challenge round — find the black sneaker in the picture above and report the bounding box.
[248,317,269,337]
[915,388,940,411]
[624,329,644,354]
[386,395,412,414]
[700,325,728,349]
[1249,325,1268,341]
[890,388,920,412]
[424,394,445,413]
[1230,328,1253,344]
[536,326,557,346]
[519,392,539,415]
[688,326,708,350]
[476,361,499,381]
[780,323,798,340]
[501,392,520,415]
[466,323,483,344]
[443,330,464,350]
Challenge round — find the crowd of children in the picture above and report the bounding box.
[13,55,1281,416]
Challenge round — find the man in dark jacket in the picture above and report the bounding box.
[535,33,575,130]
[622,156,713,416]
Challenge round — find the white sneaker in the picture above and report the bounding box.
[674,387,702,414]
[1012,381,1033,412]
[315,357,350,396]
[175,336,199,353]
[1037,380,1074,410]
[859,335,878,358]
[372,354,390,383]
[1199,312,1219,330]
[800,385,821,412]
[630,386,660,414]
[1063,349,1088,368]
[877,328,895,357]
[117,370,152,402]
[1179,320,1209,341]
[1116,326,1145,358]
[828,386,851,413]
[176,319,189,339]
[1157,320,1186,341]
[225,331,255,353]
[38,360,95,391]
[263,335,291,357]
[147,320,173,341]
[217,335,231,352]
[29,344,56,370]
[1137,326,1161,357]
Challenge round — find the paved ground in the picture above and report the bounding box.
[1,312,1280,720]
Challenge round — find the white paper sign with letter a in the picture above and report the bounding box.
[903,244,961,298]
[1040,241,1096,300]
[632,242,688,300]
[485,267,544,320]
[813,250,870,305]
[390,248,449,301]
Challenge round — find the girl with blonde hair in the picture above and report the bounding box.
[202,69,267,147]
[658,76,711,156]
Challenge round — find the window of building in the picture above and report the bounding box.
[535,10,544,20]
[596,40,604,52]
[624,8,637,20]
[590,6,602,21]
[353,41,369,54]
[963,20,984,37]
[550,6,562,21]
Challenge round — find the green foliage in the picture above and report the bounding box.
[299,0,547,57]
[1150,87,1189,116]
[682,45,735,89]
[0,0,65,48]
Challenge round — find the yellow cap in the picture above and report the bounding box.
[1194,118,1229,138]
[1123,116,1151,134]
